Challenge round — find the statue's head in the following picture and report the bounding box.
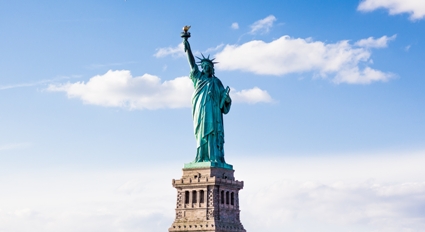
[197,54,217,77]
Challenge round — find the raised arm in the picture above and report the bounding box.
[183,39,198,72]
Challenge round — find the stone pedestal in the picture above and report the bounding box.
[169,167,246,232]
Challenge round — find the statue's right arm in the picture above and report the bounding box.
[183,39,198,72]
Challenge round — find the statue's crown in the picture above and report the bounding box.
[196,53,218,66]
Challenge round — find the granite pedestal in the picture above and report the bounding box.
[169,166,246,232]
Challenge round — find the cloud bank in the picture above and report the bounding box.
[236,151,425,232]
[1,150,425,232]
[47,70,273,109]
[358,0,425,20]
[215,35,395,84]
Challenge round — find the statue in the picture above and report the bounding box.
[181,26,232,169]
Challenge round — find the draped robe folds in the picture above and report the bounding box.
[190,68,231,163]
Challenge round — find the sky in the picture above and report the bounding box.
[1,0,425,231]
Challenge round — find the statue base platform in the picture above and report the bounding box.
[184,161,233,170]
[169,166,246,232]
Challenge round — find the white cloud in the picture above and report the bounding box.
[47,70,273,109]
[358,0,425,20]
[215,35,395,84]
[250,15,277,34]
[373,182,425,197]
[231,22,239,30]
[231,87,273,104]
[355,35,397,48]
[48,70,193,110]
[154,43,185,58]
[333,66,393,84]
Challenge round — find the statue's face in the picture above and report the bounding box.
[202,62,214,77]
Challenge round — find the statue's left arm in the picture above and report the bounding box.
[220,87,231,114]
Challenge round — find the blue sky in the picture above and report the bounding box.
[1,1,425,231]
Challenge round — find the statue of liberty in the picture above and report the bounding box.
[181,26,232,169]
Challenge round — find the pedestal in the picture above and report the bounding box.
[169,166,246,232]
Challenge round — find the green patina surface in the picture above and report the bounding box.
[184,161,233,170]
[181,27,233,170]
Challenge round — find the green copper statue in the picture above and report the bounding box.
[181,26,232,169]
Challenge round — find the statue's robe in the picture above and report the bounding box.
[190,68,231,163]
